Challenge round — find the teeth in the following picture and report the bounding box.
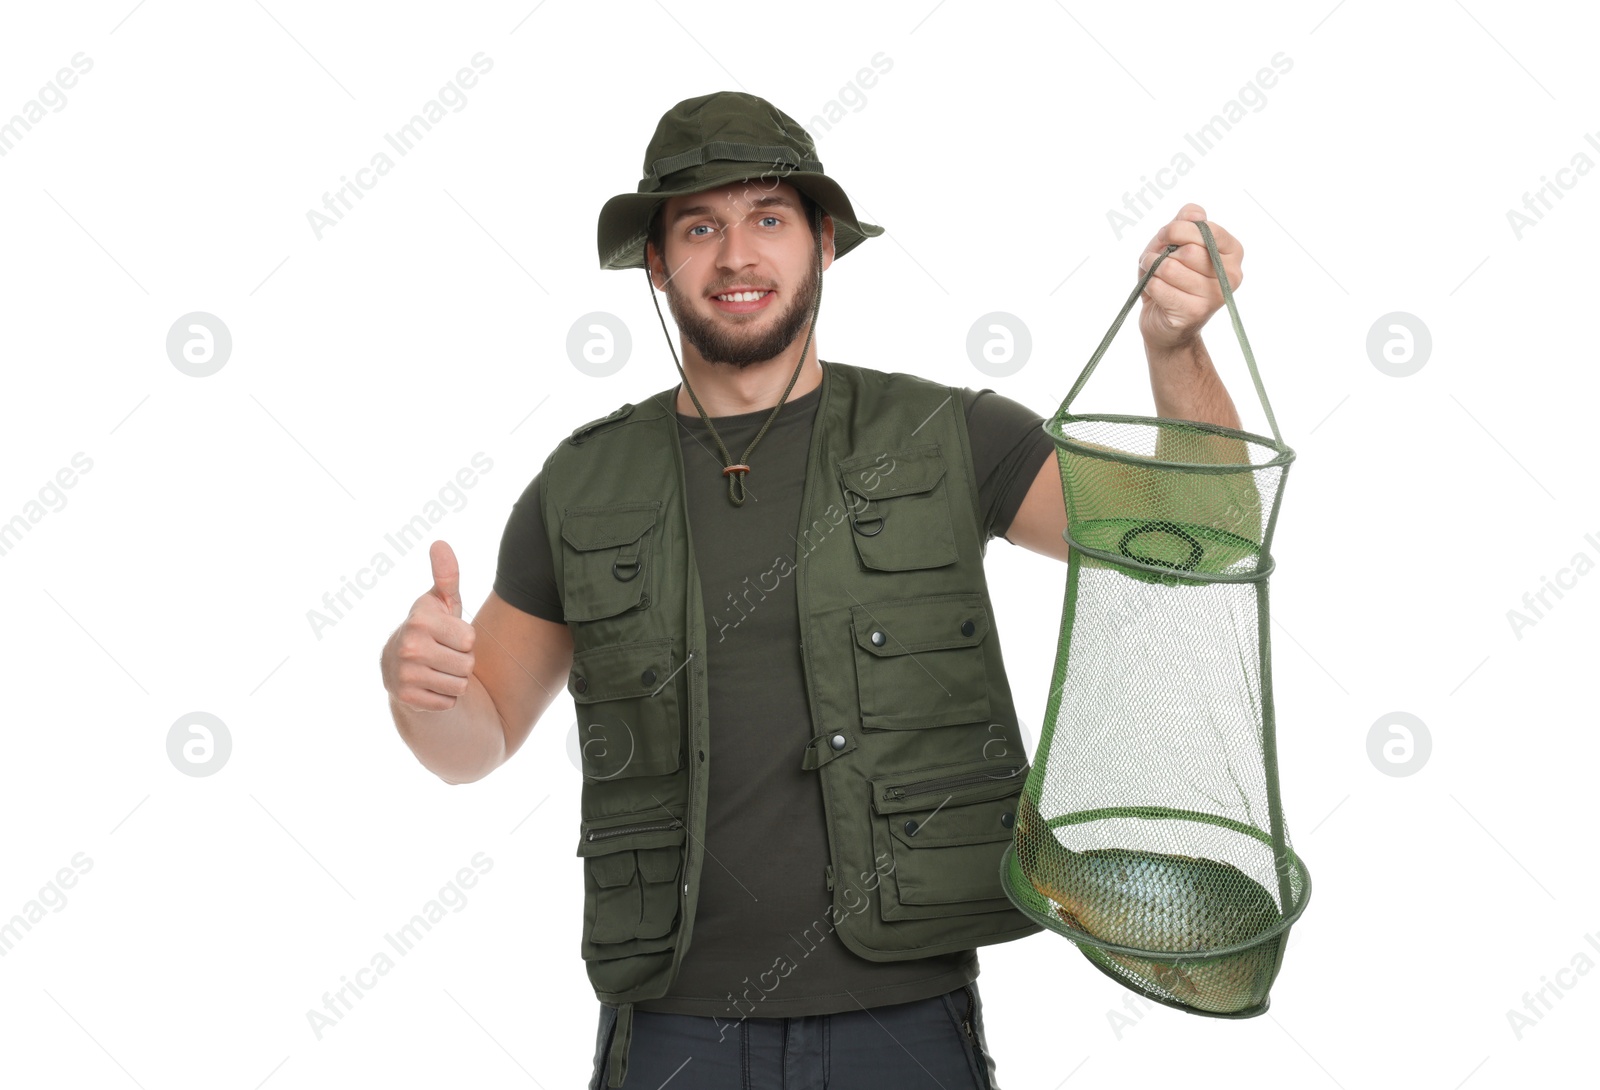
[715,290,770,302]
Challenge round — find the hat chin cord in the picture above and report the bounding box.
[645,204,825,507]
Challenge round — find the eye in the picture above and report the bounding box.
[759,215,780,227]
[688,224,712,237]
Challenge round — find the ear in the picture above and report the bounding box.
[644,240,665,289]
[820,211,836,273]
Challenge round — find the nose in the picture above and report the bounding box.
[712,219,758,273]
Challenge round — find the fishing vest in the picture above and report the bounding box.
[540,360,1043,1087]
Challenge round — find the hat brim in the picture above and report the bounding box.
[597,164,883,271]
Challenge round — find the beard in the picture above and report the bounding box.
[662,250,820,369]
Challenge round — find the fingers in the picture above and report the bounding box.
[417,661,472,697]
[429,540,462,618]
[1139,247,1223,302]
[1146,208,1241,259]
[388,613,477,709]
[1161,226,1241,278]
[1138,271,1198,316]
[414,600,476,654]
[1140,221,1243,294]
[394,666,472,711]
[1150,206,1226,248]
[1191,218,1240,254]
[1145,205,1203,250]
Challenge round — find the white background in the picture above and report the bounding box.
[1,1,1596,1087]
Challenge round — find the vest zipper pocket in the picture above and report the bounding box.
[961,983,978,1042]
[576,813,687,971]
[868,758,1029,921]
[882,763,1023,802]
[585,817,683,843]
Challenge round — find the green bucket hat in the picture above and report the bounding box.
[596,90,884,271]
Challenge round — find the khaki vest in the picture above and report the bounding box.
[540,361,1042,1086]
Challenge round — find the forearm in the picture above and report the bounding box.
[389,670,507,785]
[1146,335,1241,431]
[1144,334,1263,543]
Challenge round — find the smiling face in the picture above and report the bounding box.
[645,178,834,369]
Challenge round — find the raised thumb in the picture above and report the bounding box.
[429,540,462,618]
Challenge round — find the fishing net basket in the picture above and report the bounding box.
[999,220,1311,1017]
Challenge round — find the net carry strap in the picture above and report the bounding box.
[1060,220,1284,449]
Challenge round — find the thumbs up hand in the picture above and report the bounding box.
[381,540,477,710]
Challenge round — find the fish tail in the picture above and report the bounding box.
[1020,797,1084,920]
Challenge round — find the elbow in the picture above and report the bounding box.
[437,761,494,786]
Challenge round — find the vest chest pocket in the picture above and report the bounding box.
[850,594,993,730]
[869,758,1028,921]
[836,445,959,571]
[559,502,661,622]
[569,638,683,781]
[576,813,686,962]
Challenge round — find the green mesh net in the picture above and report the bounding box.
[1000,221,1311,1017]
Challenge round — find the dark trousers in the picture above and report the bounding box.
[588,981,1000,1089]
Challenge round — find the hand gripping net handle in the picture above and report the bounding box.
[1059,220,1285,450]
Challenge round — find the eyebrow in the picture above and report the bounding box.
[670,195,798,227]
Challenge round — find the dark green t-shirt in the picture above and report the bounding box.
[494,369,1056,1019]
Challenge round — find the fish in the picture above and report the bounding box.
[1015,793,1283,1014]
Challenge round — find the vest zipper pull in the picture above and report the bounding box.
[825,864,834,891]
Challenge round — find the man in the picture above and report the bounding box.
[380,92,1247,1089]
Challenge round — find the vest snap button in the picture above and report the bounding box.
[641,668,657,686]
[829,733,846,750]
[574,675,587,693]
[1001,810,1014,829]
[960,619,975,637]
[870,630,885,647]
[904,819,918,836]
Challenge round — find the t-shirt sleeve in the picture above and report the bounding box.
[961,387,1057,544]
[493,473,565,623]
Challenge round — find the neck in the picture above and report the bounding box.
[674,340,823,417]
